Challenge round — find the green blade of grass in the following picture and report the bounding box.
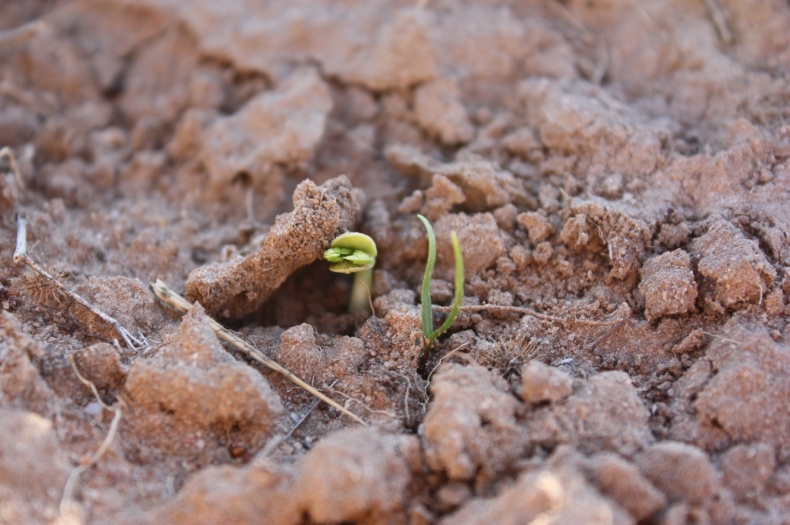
[427,231,464,345]
[417,214,436,337]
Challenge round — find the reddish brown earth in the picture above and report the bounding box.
[2,1,790,524]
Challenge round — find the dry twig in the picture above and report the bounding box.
[0,146,27,198]
[702,331,740,346]
[0,20,46,50]
[433,304,624,327]
[285,398,322,439]
[548,0,588,33]
[261,396,323,457]
[704,0,733,45]
[0,81,55,115]
[14,217,146,351]
[389,369,429,427]
[427,342,470,381]
[149,280,367,426]
[585,318,628,351]
[327,385,397,419]
[591,43,609,86]
[60,355,123,518]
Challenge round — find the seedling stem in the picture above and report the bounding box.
[417,215,464,370]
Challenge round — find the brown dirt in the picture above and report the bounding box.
[1,1,790,524]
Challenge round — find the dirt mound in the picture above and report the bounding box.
[2,0,790,524]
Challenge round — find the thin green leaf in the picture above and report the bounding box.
[417,214,435,338]
[427,231,464,345]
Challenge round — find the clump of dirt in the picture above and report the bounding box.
[440,447,635,525]
[0,409,70,524]
[520,360,573,404]
[422,363,524,486]
[0,311,57,416]
[524,370,653,458]
[122,304,283,464]
[130,462,301,525]
[185,175,362,318]
[638,249,697,322]
[297,427,422,523]
[2,0,790,524]
[691,220,777,310]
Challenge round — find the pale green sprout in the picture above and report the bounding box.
[417,214,464,371]
[324,232,377,314]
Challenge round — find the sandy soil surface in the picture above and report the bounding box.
[2,1,790,524]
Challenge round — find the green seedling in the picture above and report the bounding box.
[324,231,377,314]
[417,214,464,369]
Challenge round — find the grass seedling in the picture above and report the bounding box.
[324,232,377,314]
[417,214,464,371]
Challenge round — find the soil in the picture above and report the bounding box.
[1,1,790,524]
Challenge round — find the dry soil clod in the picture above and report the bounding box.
[3,2,790,523]
[184,175,362,318]
[149,279,367,426]
[13,216,145,351]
